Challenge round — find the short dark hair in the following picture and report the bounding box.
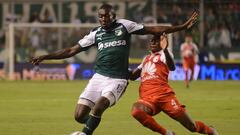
[99,3,116,19]
[152,35,160,40]
[185,34,192,38]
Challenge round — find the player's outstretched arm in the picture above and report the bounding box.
[143,11,198,35]
[129,68,141,81]
[160,34,176,71]
[30,44,82,66]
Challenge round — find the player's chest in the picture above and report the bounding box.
[142,55,165,69]
[95,26,128,42]
[96,26,129,51]
[145,54,163,64]
[184,44,193,50]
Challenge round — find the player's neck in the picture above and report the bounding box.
[151,50,161,54]
[101,20,116,31]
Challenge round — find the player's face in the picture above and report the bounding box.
[185,36,192,43]
[98,8,114,30]
[149,37,161,53]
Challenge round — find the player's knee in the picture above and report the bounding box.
[187,123,197,132]
[131,108,153,128]
[74,113,85,123]
[74,116,85,123]
[131,108,138,119]
[92,97,110,116]
[131,108,145,120]
[74,104,91,124]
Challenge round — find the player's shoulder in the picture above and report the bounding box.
[145,53,152,58]
[142,54,152,61]
[192,42,198,47]
[181,42,187,46]
[90,26,101,33]
[116,18,139,28]
[115,18,143,33]
[116,18,134,24]
[86,26,101,37]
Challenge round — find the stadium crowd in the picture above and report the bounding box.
[155,0,240,49]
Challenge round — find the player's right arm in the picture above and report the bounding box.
[30,28,97,66]
[30,44,83,65]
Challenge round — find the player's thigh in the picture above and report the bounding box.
[183,61,189,71]
[161,95,186,119]
[189,63,195,72]
[101,78,128,106]
[78,73,107,107]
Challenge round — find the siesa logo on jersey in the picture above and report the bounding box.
[98,40,126,50]
[115,29,123,36]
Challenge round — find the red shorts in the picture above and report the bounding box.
[183,59,195,71]
[137,94,186,119]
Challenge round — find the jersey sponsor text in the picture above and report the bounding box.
[98,40,126,50]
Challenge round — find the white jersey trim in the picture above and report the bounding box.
[78,29,98,48]
[117,19,144,33]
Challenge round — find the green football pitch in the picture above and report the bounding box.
[0,80,239,135]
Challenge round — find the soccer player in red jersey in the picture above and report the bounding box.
[180,34,199,88]
[129,34,218,135]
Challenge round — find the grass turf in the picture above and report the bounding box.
[0,80,239,135]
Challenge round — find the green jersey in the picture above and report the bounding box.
[78,19,144,79]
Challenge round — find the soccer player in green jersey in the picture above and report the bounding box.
[30,4,198,135]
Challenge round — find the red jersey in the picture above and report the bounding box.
[138,50,174,98]
[180,42,198,60]
[180,42,198,70]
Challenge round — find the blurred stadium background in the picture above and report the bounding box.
[0,0,240,135]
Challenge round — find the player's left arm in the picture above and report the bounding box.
[160,34,176,71]
[142,11,198,35]
[193,43,199,54]
[164,49,175,71]
[129,68,141,81]
[128,57,146,80]
[180,44,185,58]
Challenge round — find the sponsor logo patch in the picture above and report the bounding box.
[98,40,126,50]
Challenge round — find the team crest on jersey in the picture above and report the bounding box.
[115,29,123,36]
[153,55,160,63]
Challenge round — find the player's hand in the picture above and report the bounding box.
[160,33,168,50]
[30,56,45,66]
[184,11,198,29]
